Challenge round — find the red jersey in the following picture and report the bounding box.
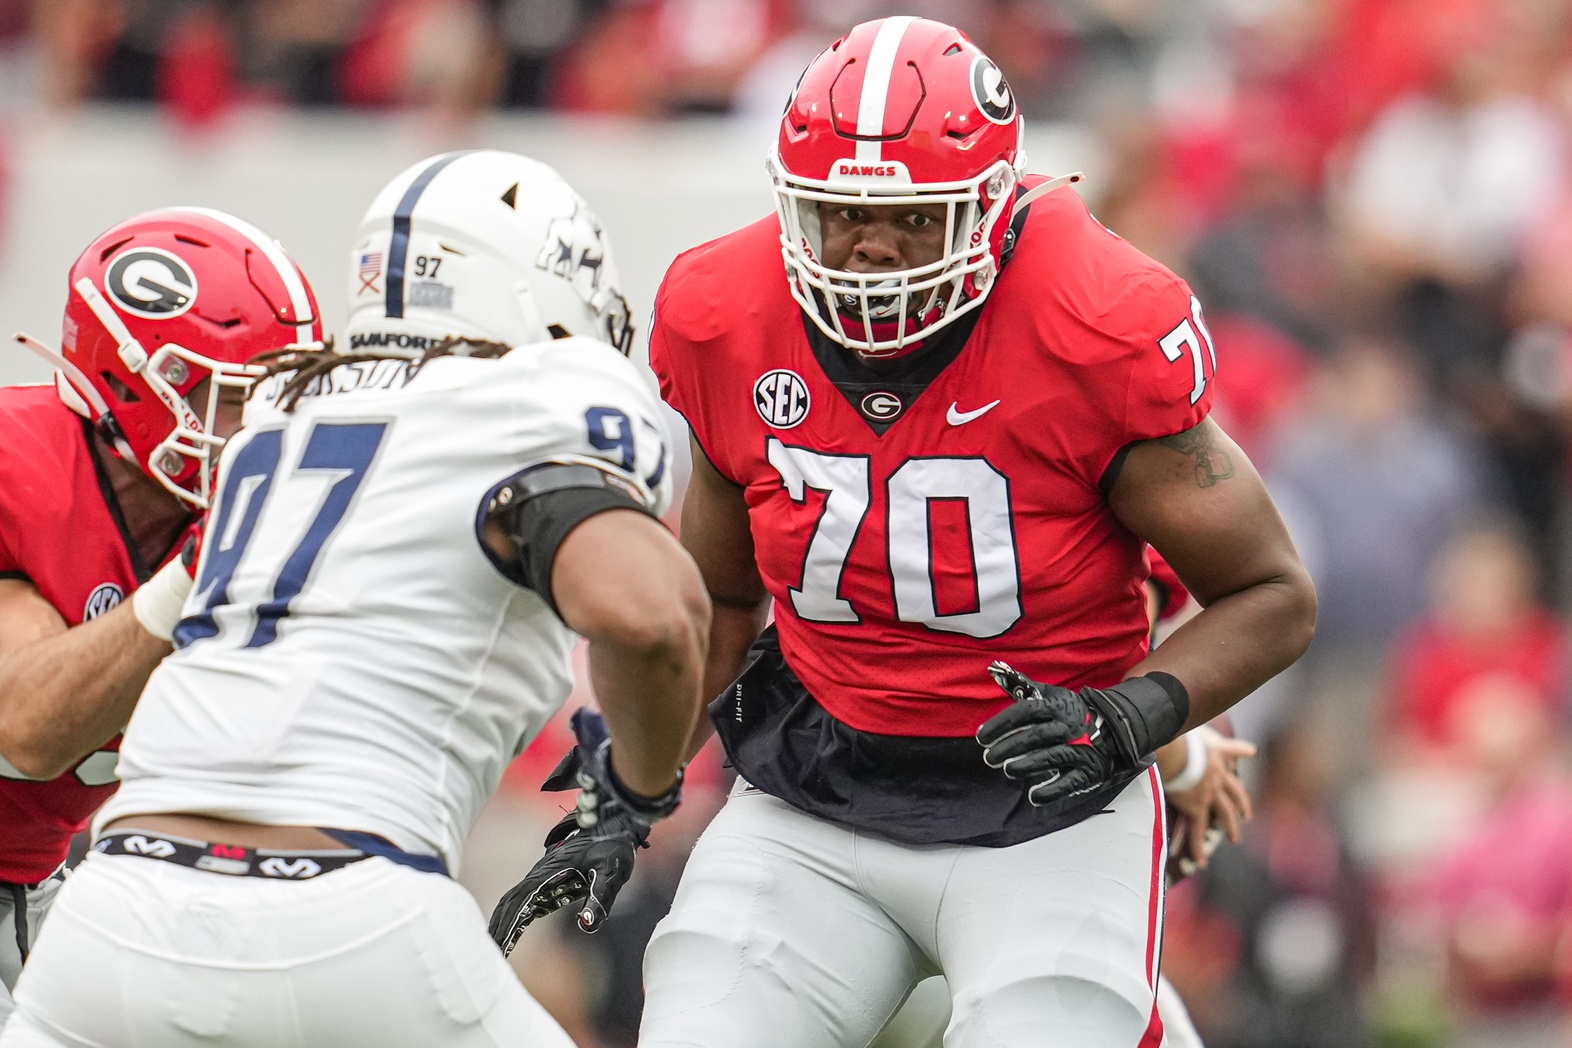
[0,384,149,883]
[652,185,1215,738]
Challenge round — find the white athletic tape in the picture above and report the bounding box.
[132,557,195,642]
[1165,730,1209,794]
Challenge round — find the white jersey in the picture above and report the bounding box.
[96,338,672,872]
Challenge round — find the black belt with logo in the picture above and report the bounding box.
[95,828,450,880]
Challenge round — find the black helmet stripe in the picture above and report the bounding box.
[385,151,473,319]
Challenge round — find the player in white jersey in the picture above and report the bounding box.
[0,150,710,1048]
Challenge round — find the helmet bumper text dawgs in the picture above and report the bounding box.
[17,208,323,509]
[771,17,1027,359]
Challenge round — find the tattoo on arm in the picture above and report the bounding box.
[1160,422,1236,488]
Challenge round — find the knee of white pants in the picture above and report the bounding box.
[947,975,1154,1048]
[641,795,920,1048]
[936,771,1166,1046]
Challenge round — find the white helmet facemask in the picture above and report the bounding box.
[770,152,1021,358]
[346,150,634,359]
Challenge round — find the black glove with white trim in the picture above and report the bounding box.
[977,661,1189,807]
[487,708,682,956]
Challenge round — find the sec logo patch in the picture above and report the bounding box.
[83,582,124,621]
[754,369,810,429]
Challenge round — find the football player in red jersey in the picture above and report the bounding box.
[0,208,321,1028]
[500,15,1314,1047]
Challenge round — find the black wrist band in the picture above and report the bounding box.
[1083,673,1191,766]
[606,756,683,820]
[1142,671,1191,729]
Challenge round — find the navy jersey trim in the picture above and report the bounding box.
[386,151,473,319]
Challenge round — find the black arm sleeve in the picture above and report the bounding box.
[478,463,656,617]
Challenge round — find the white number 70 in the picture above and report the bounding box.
[1158,295,1217,405]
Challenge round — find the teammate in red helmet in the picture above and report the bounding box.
[501,16,1316,1047]
[0,208,320,1029]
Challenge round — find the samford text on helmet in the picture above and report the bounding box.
[771,17,1031,359]
[16,208,324,509]
[345,150,635,358]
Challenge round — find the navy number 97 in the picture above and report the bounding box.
[585,406,667,491]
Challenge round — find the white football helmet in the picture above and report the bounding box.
[345,150,634,357]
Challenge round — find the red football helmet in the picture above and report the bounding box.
[772,17,1062,358]
[17,208,323,509]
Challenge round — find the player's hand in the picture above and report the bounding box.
[977,661,1188,806]
[978,663,1123,805]
[486,708,682,955]
[132,514,206,642]
[487,809,643,954]
[1166,728,1256,871]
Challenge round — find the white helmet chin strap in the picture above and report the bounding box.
[74,277,151,375]
[13,330,140,462]
[1013,172,1085,212]
[13,332,113,419]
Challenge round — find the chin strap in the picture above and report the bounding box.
[13,332,113,418]
[1015,172,1085,212]
[13,331,141,462]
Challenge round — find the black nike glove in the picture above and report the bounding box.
[487,708,682,956]
[976,661,1190,807]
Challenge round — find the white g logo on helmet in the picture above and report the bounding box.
[105,248,197,319]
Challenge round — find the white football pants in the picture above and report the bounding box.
[0,853,575,1048]
[0,872,64,1034]
[866,973,1204,1048]
[641,767,1169,1048]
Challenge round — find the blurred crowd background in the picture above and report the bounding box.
[5,0,1572,1046]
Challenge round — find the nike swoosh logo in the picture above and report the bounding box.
[947,400,1000,425]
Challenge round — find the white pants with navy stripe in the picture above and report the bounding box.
[0,853,575,1048]
[0,872,64,1035]
[641,767,1170,1048]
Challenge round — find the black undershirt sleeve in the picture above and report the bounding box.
[1099,441,1139,499]
[478,463,656,618]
